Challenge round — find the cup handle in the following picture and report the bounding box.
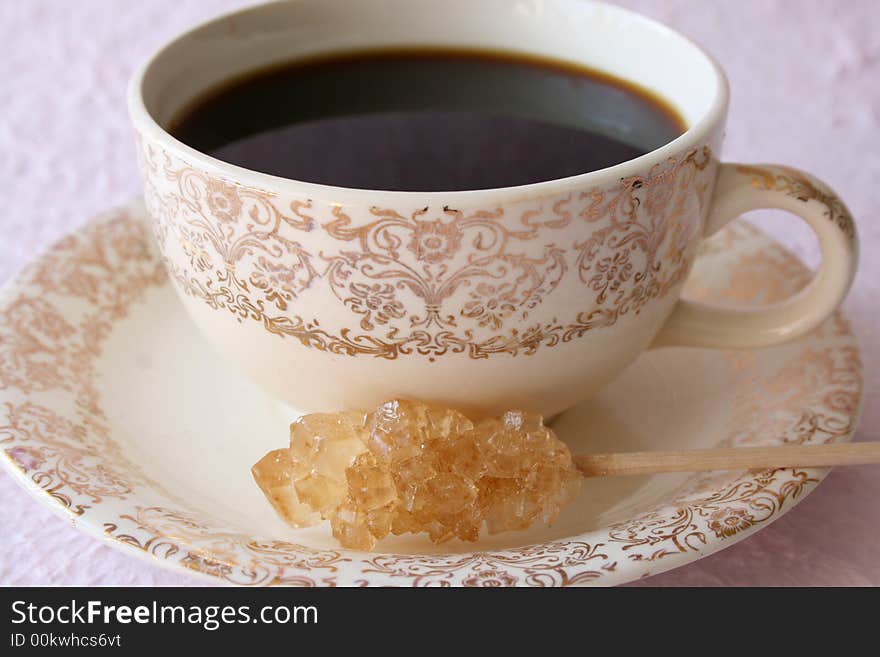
[652,163,858,348]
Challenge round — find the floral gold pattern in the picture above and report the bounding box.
[0,206,862,585]
[709,507,755,538]
[736,164,856,240]
[138,141,713,359]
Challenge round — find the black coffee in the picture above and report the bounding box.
[169,49,685,192]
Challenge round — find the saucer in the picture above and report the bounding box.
[0,202,862,586]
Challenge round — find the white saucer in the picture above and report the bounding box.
[0,202,862,586]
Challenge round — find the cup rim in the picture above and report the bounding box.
[128,0,729,205]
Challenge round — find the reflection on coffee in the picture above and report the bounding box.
[169,48,686,192]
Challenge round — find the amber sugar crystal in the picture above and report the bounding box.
[252,400,582,550]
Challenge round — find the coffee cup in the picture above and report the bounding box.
[129,0,857,418]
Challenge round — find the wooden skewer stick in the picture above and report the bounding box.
[574,442,880,478]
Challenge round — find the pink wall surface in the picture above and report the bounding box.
[1,0,878,586]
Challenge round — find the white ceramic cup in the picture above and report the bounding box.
[129,0,857,418]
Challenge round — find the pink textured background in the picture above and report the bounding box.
[1,0,878,586]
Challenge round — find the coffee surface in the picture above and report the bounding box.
[169,49,686,191]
